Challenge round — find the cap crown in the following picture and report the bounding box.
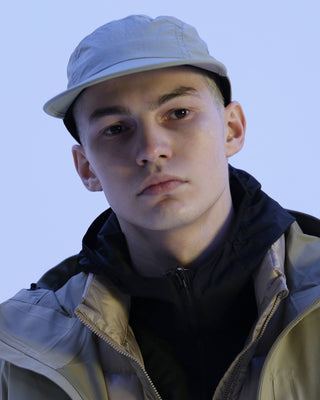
[44,15,230,118]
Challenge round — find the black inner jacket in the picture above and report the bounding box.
[73,165,295,399]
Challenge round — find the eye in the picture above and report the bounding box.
[102,123,130,136]
[170,108,190,120]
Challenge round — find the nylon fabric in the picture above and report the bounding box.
[76,165,295,399]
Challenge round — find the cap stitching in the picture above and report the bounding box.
[174,23,191,59]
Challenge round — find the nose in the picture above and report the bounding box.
[135,122,173,167]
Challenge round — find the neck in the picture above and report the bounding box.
[119,196,234,277]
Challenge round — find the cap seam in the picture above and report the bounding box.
[176,24,191,58]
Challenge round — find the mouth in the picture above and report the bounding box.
[137,174,187,196]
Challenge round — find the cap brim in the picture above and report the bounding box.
[43,57,230,118]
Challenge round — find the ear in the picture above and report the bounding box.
[223,101,246,158]
[72,145,103,192]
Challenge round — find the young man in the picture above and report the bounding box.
[1,15,320,400]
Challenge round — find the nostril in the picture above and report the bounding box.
[135,140,172,166]
[139,154,167,165]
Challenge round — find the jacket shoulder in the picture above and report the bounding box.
[287,210,320,238]
[36,255,82,291]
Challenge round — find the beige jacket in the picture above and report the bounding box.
[1,221,320,399]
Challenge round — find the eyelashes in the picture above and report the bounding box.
[99,108,193,137]
[167,108,190,120]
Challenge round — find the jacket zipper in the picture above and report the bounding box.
[166,267,196,322]
[75,308,162,400]
[168,267,211,399]
[214,290,287,400]
[167,267,193,301]
[167,267,200,335]
[173,267,191,290]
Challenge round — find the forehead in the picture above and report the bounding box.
[76,66,208,108]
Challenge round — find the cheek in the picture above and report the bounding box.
[87,140,130,173]
[90,155,134,202]
[182,124,227,168]
[96,173,129,212]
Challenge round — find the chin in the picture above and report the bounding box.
[137,208,202,232]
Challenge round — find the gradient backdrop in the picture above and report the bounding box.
[1,0,319,302]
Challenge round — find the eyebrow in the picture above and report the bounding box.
[154,86,198,109]
[88,86,198,122]
[89,105,130,122]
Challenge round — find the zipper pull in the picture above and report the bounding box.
[166,267,192,291]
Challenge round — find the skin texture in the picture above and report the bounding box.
[72,67,246,276]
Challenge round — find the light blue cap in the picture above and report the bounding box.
[43,15,231,118]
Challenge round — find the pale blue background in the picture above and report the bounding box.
[1,0,319,302]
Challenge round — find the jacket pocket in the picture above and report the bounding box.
[271,369,302,400]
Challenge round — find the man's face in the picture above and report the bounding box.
[72,67,245,234]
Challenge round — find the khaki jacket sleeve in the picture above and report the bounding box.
[0,360,71,400]
[0,360,8,400]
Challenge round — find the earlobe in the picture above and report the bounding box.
[223,101,246,158]
[72,145,103,192]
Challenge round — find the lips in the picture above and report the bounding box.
[137,174,186,196]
